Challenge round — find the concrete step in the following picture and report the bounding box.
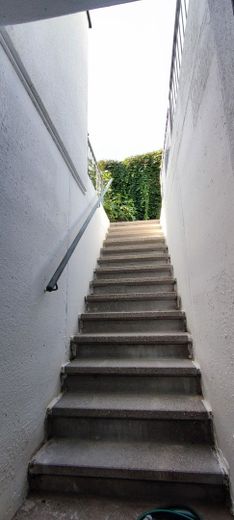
[95,265,173,280]
[71,332,192,360]
[98,253,170,268]
[101,244,168,256]
[48,393,212,444]
[108,223,162,229]
[107,230,163,240]
[85,292,178,312]
[91,277,175,294]
[104,237,165,247]
[15,492,234,518]
[62,358,200,394]
[79,310,186,333]
[108,223,161,230]
[109,219,160,228]
[29,438,227,502]
[63,358,197,375]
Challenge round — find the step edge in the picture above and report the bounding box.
[91,278,175,286]
[50,407,209,420]
[79,310,186,321]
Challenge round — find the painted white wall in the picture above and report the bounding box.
[0,13,109,520]
[161,0,234,502]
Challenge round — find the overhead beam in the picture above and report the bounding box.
[0,0,139,26]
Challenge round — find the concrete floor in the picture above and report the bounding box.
[14,492,233,520]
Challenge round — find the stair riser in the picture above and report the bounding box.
[64,375,201,394]
[72,343,190,360]
[48,416,213,444]
[107,232,163,240]
[104,239,165,247]
[91,282,175,294]
[80,318,186,334]
[108,222,162,234]
[86,298,178,312]
[95,268,172,280]
[101,246,167,256]
[29,475,227,503]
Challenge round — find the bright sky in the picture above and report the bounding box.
[88,0,176,161]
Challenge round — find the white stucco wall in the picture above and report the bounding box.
[161,0,234,503]
[0,14,109,520]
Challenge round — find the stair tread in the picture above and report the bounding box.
[105,238,164,244]
[64,358,197,373]
[106,235,165,242]
[108,230,162,235]
[106,231,163,235]
[107,228,162,232]
[101,245,167,252]
[95,265,171,273]
[86,293,177,301]
[92,277,174,285]
[109,222,161,226]
[73,332,192,343]
[108,234,163,239]
[106,230,163,234]
[30,438,224,484]
[52,392,206,418]
[99,253,169,260]
[80,310,185,320]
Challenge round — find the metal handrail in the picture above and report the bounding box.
[46,178,112,292]
[162,0,189,175]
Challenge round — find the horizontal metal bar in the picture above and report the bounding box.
[88,138,102,178]
[46,178,112,292]
[88,137,103,193]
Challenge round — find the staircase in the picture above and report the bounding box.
[29,220,229,503]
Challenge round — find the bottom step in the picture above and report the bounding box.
[29,438,227,502]
[15,492,234,520]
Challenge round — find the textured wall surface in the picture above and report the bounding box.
[0,14,109,520]
[161,0,234,502]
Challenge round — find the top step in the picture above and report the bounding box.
[110,220,160,227]
[107,227,163,234]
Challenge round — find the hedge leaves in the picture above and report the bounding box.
[99,150,162,222]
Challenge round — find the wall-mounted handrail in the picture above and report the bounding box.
[46,178,112,292]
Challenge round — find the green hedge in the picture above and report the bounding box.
[99,150,162,222]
